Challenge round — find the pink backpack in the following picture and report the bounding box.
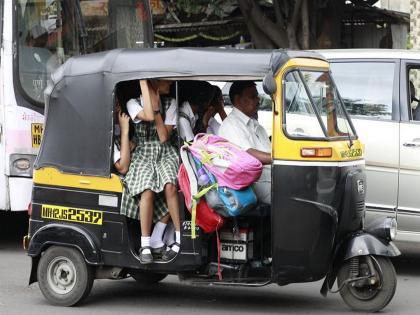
[187,133,263,190]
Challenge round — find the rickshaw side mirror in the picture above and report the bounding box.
[263,73,277,95]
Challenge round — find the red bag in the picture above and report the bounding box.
[178,163,224,233]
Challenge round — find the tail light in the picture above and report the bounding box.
[301,147,332,158]
[28,202,32,216]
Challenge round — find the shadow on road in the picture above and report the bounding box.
[0,212,29,246]
[82,278,342,313]
[393,255,420,277]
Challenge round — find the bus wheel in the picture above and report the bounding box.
[131,271,167,284]
[37,246,94,306]
[337,255,397,312]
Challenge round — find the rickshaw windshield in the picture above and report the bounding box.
[284,69,355,140]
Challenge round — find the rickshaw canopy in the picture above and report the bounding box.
[35,48,326,177]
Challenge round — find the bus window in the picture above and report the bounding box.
[16,0,153,105]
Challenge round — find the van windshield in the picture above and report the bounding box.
[16,0,153,105]
[284,70,355,139]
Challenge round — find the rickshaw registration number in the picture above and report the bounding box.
[41,204,103,225]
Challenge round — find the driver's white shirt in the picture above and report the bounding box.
[219,107,270,153]
[219,107,271,203]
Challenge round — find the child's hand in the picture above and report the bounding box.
[148,81,161,112]
[202,106,216,128]
[119,112,130,134]
[129,140,136,152]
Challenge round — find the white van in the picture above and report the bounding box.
[321,49,420,253]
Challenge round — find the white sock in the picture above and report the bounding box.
[141,236,151,255]
[150,221,167,248]
[163,222,175,246]
[171,231,181,253]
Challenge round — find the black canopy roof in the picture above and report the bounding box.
[36,48,326,177]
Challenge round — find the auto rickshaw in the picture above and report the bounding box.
[24,48,400,312]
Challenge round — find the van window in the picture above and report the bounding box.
[330,62,395,120]
[409,68,420,121]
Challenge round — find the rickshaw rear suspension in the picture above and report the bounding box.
[349,256,359,278]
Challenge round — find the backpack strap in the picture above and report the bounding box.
[181,146,217,239]
[179,111,192,125]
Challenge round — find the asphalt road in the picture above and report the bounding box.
[1,212,420,315]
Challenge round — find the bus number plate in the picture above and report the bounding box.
[41,204,103,225]
[31,123,43,148]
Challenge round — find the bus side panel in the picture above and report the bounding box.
[271,163,339,284]
[0,8,7,210]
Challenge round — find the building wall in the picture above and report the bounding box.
[379,0,410,13]
[411,0,420,49]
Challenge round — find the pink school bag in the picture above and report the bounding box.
[187,133,263,190]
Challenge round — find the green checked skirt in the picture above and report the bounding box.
[121,122,179,222]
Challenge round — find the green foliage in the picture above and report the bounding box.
[164,0,237,20]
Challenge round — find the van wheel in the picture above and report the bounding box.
[37,246,94,306]
[337,256,397,312]
[131,271,167,284]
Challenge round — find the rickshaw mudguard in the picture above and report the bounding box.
[27,223,102,264]
[343,232,401,260]
[320,231,400,296]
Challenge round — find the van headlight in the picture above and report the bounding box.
[364,217,397,241]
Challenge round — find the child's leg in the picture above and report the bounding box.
[164,183,181,254]
[139,189,154,236]
[150,214,170,249]
[139,189,154,261]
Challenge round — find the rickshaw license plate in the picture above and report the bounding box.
[41,204,103,225]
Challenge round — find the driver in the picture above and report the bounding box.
[218,81,272,204]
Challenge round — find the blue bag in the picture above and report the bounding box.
[216,186,257,217]
[191,156,257,217]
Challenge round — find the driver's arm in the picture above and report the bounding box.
[246,148,272,165]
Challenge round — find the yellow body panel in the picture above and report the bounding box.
[272,58,364,162]
[33,167,123,193]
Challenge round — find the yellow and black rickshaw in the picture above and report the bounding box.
[24,48,400,312]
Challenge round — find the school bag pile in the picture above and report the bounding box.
[178,133,263,237]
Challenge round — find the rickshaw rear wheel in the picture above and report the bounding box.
[337,255,396,313]
[37,246,94,306]
[131,271,168,284]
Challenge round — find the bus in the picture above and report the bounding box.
[0,0,154,211]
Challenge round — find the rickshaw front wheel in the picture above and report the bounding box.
[37,246,94,306]
[131,271,168,284]
[337,255,397,313]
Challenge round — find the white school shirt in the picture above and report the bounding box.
[207,117,220,135]
[126,97,177,126]
[218,107,271,182]
[178,101,198,142]
[113,125,121,163]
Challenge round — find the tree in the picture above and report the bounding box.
[157,0,380,49]
[237,0,347,49]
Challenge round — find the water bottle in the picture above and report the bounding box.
[197,167,210,186]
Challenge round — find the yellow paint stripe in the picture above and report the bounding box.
[34,167,123,193]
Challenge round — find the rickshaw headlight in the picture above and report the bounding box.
[386,218,397,241]
[365,217,397,241]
